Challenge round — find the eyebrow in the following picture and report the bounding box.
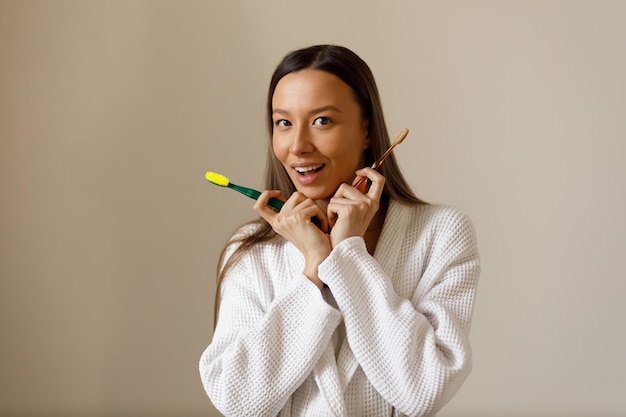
[272,105,342,115]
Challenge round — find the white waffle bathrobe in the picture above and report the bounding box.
[200,202,480,417]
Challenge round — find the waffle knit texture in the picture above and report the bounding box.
[199,201,480,417]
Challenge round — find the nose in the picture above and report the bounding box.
[289,126,314,155]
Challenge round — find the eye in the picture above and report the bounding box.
[313,116,332,126]
[275,119,291,127]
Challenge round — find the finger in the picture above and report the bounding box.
[354,168,385,199]
[264,192,329,233]
[326,192,358,229]
[297,198,329,232]
[253,190,283,223]
[327,209,338,229]
[333,182,369,201]
[305,207,329,232]
[281,191,309,210]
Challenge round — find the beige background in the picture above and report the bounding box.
[1,1,625,416]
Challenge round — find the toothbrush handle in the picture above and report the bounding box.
[353,176,368,193]
[231,183,320,227]
[352,161,377,193]
[267,197,285,211]
[269,196,321,227]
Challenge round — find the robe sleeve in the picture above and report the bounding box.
[199,248,342,416]
[319,207,480,416]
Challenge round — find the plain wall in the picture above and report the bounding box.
[1,1,625,416]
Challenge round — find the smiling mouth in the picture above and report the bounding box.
[293,164,324,175]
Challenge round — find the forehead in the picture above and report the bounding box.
[272,69,357,111]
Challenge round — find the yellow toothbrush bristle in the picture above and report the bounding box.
[205,172,230,187]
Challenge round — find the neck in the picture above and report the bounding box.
[314,198,330,213]
[368,197,388,231]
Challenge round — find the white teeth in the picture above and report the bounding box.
[294,165,323,173]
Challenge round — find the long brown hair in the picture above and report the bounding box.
[213,45,426,325]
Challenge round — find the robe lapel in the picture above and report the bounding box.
[373,200,409,280]
[336,201,411,389]
[286,240,346,415]
[313,343,346,417]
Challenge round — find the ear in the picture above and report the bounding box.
[362,119,370,150]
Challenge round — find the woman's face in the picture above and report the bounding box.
[271,69,370,201]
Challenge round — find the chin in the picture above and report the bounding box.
[300,187,338,201]
[295,190,328,201]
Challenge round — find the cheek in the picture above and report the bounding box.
[272,137,287,163]
[331,141,365,165]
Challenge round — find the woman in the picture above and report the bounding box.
[199,44,480,417]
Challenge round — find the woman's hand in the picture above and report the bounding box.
[328,168,385,248]
[254,191,331,288]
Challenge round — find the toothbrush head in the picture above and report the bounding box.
[205,172,229,187]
